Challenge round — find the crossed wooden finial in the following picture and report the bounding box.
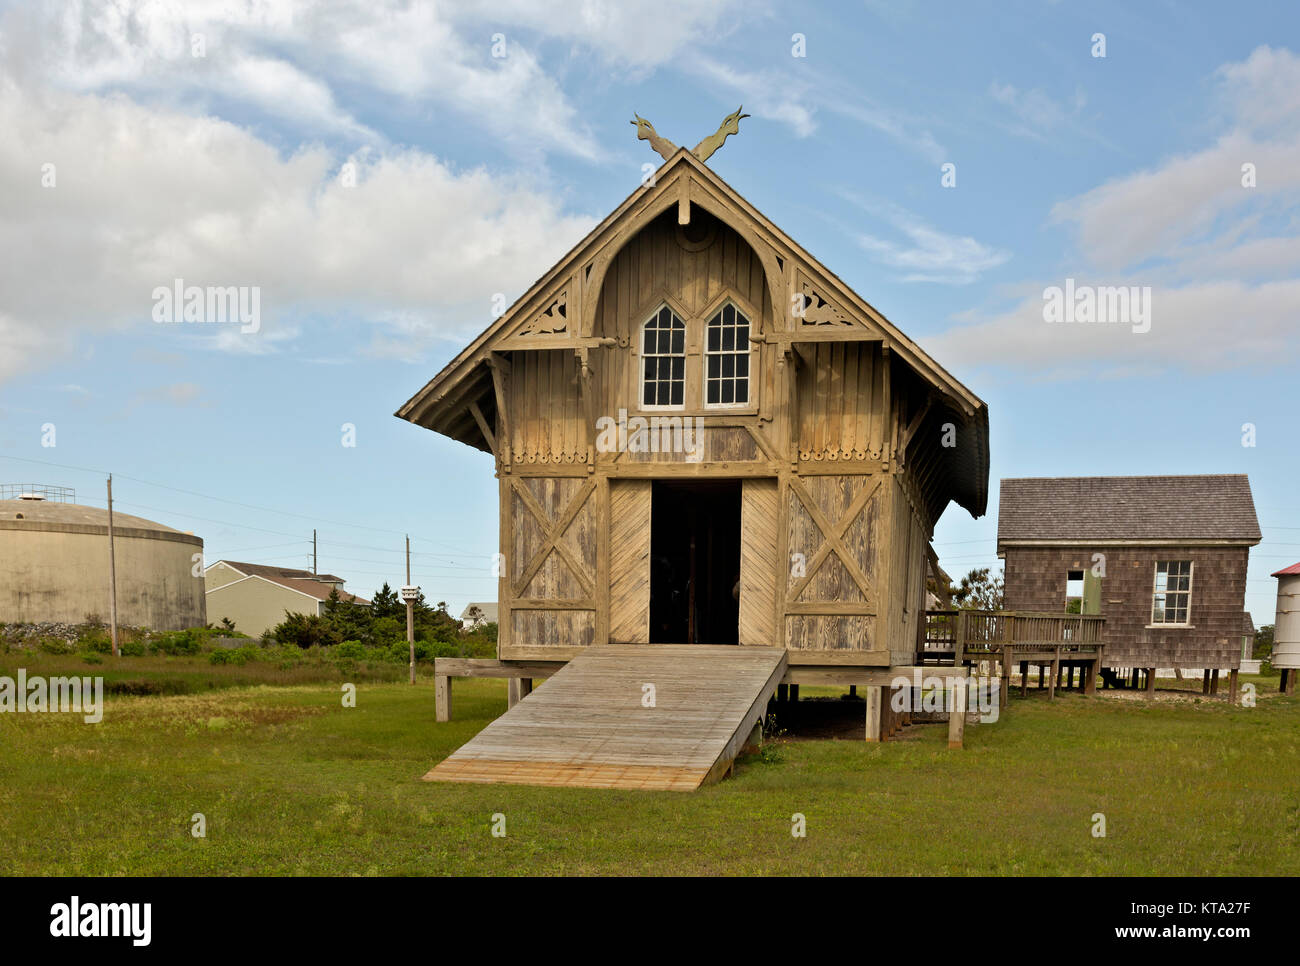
[631,106,751,163]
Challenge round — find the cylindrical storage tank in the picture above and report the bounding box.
[1271,564,1300,670]
[0,497,206,631]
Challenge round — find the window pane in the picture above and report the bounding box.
[721,381,734,404]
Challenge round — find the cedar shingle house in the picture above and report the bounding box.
[997,475,1260,675]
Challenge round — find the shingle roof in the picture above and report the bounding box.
[261,575,369,605]
[219,560,346,584]
[997,475,1260,545]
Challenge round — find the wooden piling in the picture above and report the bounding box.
[435,674,452,722]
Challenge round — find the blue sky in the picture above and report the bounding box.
[1,1,1297,623]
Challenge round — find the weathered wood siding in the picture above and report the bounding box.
[1003,545,1250,670]
[507,476,597,648]
[782,474,884,653]
[509,349,588,466]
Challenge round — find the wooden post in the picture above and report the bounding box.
[507,678,522,708]
[406,535,415,685]
[1202,669,1212,694]
[1084,657,1098,695]
[777,684,788,702]
[999,646,1012,709]
[1020,660,1028,697]
[865,685,882,742]
[1145,667,1156,696]
[435,674,451,722]
[1228,669,1239,706]
[947,674,966,749]
[106,475,119,658]
[1210,668,1220,695]
[1284,669,1296,695]
[789,684,800,702]
[1048,649,1060,700]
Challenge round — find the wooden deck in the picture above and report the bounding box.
[424,644,788,791]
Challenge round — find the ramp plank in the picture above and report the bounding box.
[424,645,787,791]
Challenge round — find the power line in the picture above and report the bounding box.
[0,452,480,553]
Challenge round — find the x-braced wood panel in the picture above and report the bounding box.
[509,476,597,646]
[783,474,883,650]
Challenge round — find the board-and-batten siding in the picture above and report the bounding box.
[591,210,774,422]
[509,350,587,465]
[796,342,894,463]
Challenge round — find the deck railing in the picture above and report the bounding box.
[921,610,1105,663]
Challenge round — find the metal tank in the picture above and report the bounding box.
[1271,563,1300,670]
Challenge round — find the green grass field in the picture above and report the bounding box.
[2,653,1296,876]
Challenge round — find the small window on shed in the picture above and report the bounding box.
[1151,560,1193,625]
[641,305,685,408]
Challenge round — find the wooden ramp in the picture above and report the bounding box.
[424,645,787,791]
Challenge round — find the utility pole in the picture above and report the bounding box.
[401,536,418,685]
[106,474,119,657]
[313,529,317,575]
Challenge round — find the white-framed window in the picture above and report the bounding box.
[704,301,750,406]
[640,305,686,408]
[1151,560,1193,625]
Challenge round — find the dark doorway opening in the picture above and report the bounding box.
[649,479,741,644]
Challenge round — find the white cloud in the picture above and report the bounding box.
[931,46,1300,377]
[842,197,1009,284]
[0,76,596,381]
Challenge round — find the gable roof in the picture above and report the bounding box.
[1271,561,1300,577]
[214,560,346,584]
[394,148,990,517]
[997,475,1261,546]
[459,602,498,622]
[207,572,370,606]
[262,575,369,605]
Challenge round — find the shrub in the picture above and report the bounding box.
[120,640,146,657]
[233,645,260,665]
[151,629,201,656]
[334,640,366,661]
[78,652,104,665]
[273,613,342,649]
[81,634,113,654]
[37,638,74,655]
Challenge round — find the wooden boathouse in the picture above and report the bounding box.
[397,122,1001,788]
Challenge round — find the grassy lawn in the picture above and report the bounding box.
[2,654,1297,876]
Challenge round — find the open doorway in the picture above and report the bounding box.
[649,479,741,644]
